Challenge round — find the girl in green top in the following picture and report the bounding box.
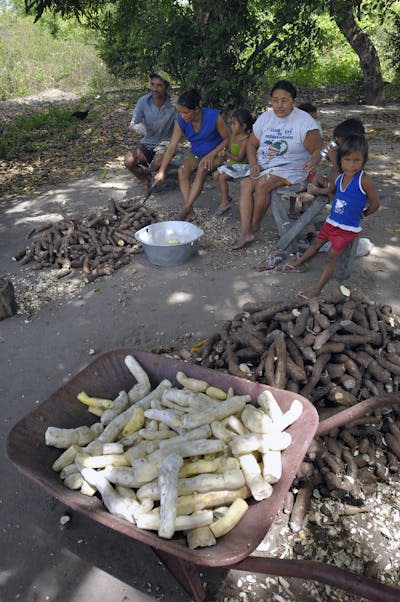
[213,109,254,215]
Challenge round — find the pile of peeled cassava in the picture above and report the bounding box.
[45,355,303,548]
[14,199,156,281]
[195,286,400,409]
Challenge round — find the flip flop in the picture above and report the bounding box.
[297,291,312,300]
[281,263,308,273]
[256,251,286,271]
[215,204,232,216]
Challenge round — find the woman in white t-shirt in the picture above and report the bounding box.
[232,80,323,249]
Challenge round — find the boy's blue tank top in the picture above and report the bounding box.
[177,107,223,158]
[327,170,367,232]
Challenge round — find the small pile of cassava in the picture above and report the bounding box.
[293,403,400,513]
[45,356,303,548]
[15,199,156,281]
[196,286,400,409]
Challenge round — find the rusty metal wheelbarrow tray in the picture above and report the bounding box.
[6,348,317,566]
[6,349,400,602]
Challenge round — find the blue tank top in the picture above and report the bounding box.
[327,170,367,232]
[177,107,223,158]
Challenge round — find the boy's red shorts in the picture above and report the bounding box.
[317,222,359,253]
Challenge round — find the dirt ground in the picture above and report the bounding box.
[1,97,400,602]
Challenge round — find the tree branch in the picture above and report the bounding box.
[244,32,279,71]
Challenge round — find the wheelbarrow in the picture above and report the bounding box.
[6,349,400,602]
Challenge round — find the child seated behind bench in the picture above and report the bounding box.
[281,134,380,299]
[213,109,254,215]
[292,118,366,217]
[288,102,322,218]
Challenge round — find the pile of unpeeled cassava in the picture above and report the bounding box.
[293,405,400,510]
[14,198,156,281]
[196,286,400,410]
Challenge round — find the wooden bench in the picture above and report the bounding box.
[270,185,358,282]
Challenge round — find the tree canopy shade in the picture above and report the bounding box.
[24,0,398,106]
[95,0,326,109]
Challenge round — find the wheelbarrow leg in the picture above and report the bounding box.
[153,548,206,602]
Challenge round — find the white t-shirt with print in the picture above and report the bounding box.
[253,107,319,183]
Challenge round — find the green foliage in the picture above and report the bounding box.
[383,5,400,78]
[295,14,362,86]
[23,0,109,21]
[3,0,399,108]
[0,104,84,159]
[95,0,325,110]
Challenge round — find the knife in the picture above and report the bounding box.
[141,182,158,205]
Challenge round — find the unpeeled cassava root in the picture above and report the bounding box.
[196,289,400,408]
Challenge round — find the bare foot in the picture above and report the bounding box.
[231,234,255,250]
[297,192,315,204]
[297,289,320,300]
[174,207,194,222]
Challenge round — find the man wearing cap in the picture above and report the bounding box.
[124,72,177,195]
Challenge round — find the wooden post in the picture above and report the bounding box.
[0,278,18,320]
[334,238,359,282]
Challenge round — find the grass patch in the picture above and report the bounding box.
[0,104,93,160]
[0,11,114,100]
[0,88,144,197]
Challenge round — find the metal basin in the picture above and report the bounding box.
[135,220,204,266]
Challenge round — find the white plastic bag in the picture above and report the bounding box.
[356,238,374,256]
[133,123,147,136]
[318,238,374,256]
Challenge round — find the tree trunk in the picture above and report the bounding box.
[330,8,384,104]
[0,278,18,320]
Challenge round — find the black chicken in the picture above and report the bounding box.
[71,96,99,120]
[71,108,90,120]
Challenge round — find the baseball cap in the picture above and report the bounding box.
[149,70,171,86]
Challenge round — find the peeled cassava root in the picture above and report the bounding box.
[195,287,400,409]
[45,357,303,547]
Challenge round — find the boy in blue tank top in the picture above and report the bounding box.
[282,135,380,299]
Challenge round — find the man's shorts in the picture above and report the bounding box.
[317,221,359,253]
[130,143,156,165]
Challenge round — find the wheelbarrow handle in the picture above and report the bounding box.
[236,556,400,602]
[316,392,400,437]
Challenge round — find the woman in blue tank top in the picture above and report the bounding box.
[154,88,230,221]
